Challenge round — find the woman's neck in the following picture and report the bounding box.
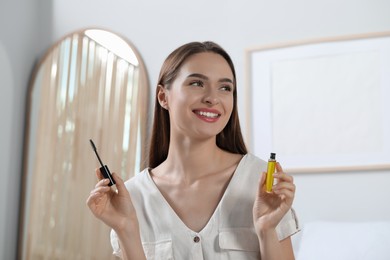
[156,136,228,185]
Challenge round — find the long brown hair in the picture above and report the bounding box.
[148,41,247,168]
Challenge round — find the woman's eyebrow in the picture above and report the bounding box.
[187,73,208,80]
[187,73,233,84]
[219,78,234,84]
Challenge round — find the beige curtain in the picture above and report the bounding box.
[25,33,144,259]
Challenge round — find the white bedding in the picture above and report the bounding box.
[296,221,390,260]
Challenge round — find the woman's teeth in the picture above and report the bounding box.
[197,111,219,118]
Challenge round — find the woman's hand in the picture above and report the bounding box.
[87,170,146,260]
[86,169,138,231]
[253,162,295,232]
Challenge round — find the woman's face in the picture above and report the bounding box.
[160,52,235,140]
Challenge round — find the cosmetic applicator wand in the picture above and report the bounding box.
[89,139,116,186]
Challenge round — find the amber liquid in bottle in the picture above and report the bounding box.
[266,153,276,193]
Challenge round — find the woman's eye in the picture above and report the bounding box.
[190,80,203,87]
[220,85,232,92]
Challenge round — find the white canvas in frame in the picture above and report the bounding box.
[246,32,390,173]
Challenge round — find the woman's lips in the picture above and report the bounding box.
[193,109,221,122]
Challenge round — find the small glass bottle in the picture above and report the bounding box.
[266,153,276,193]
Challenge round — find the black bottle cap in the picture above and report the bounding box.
[270,153,276,160]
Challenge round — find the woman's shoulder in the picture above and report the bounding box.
[240,153,267,170]
[124,168,151,191]
[230,153,267,185]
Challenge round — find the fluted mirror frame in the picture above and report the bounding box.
[18,28,149,259]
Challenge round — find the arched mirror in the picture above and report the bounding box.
[18,28,149,259]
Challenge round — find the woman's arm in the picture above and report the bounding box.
[253,163,296,260]
[115,219,146,260]
[257,229,295,260]
[86,170,146,260]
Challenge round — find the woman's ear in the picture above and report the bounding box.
[157,84,169,110]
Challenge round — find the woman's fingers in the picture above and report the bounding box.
[95,178,110,188]
[275,162,284,173]
[273,182,295,195]
[272,163,295,202]
[95,167,104,180]
[87,191,103,204]
[273,171,296,205]
[86,190,103,209]
[274,162,294,184]
[273,172,295,192]
[274,172,294,184]
[111,172,128,195]
[273,182,295,193]
[88,178,111,205]
[91,184,111,194]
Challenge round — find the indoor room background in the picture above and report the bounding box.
[1,0,390,259]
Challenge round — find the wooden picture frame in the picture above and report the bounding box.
[245,32,390,173]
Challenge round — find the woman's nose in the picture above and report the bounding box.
[202,91,219,105]
[202,88,219,105]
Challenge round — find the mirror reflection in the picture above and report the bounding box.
[19,28,149,259]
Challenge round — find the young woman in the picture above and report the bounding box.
[87,41,299,260]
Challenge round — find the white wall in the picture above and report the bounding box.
[0,38,15,260]
[0,0,52,259]
[1,0,390,258]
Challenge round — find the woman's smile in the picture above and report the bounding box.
[193,108,221,122]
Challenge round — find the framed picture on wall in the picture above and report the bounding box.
[245,32,390,173]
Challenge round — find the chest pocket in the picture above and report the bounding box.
[219,228,260,258]
[142,239,173,260]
